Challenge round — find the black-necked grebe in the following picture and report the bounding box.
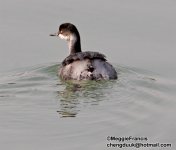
[50,23,117,80]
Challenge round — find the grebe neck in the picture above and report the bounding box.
[68,33,81,54]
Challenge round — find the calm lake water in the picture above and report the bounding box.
[0,0,176,150]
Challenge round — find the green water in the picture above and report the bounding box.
[0,63,175,149]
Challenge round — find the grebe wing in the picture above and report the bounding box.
[62,51,106,66]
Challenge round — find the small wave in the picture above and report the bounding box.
[0,63,175,119]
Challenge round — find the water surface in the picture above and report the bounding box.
[0,63,176,149]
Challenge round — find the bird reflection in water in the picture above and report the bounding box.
[57,83,82,117]
[56,80,111,118]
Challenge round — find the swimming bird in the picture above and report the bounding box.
[50,23,117,80]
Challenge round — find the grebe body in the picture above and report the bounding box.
[50,23,117,80]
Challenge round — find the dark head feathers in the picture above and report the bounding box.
[59,23,79,34]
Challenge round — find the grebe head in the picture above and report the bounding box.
[58,23,79,41]
[50,23,81,54]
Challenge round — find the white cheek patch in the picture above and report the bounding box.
[59,34,69,41]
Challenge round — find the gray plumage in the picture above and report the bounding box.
[62,51,106,66]
[59,52,117,80]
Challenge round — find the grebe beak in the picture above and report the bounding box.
[49,32,59,36]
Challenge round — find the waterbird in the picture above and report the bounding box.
[50,23,117,80]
